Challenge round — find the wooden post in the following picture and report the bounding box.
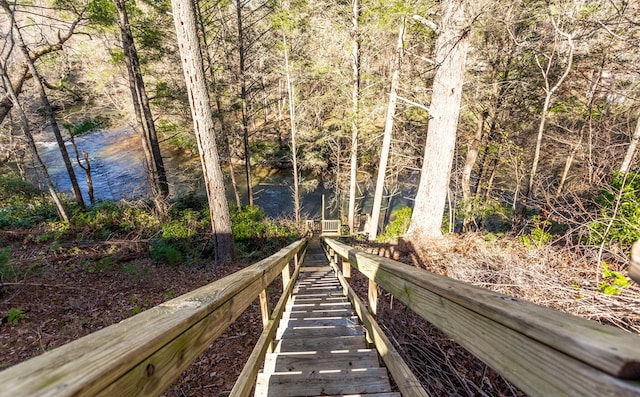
[368,279,378,316]
[322,194,325,222]
[342,257,351,280]
[259,289,273,353]
[259,290,270,327]
[282,262,291,292]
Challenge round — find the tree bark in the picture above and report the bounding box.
[347,0,361,236]
[195,0,242,209]
[172,0,235,265]
[369,19,405,241]
[407,0,470,240]
[115,0,169,207]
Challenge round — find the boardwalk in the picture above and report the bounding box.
[254,237,399,397]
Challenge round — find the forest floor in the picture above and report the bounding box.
[1,230,639,396]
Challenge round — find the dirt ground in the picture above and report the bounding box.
[0,234,265,396]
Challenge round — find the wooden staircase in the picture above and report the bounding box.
[254,237,399,397]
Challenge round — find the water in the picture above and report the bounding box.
[32,128,416,221]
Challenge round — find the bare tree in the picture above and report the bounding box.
[369,19,405,241]
[1,0,86,209]
[347,0,361,236]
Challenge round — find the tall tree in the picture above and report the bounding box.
[282,31,301,225]
[235,0,254,207]
[114,0,169,207]
[408,0,473,240]
[172,0,234,265]
[369,19,405,241]
[347,0,361,235]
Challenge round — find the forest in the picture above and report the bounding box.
[1,0,640,395]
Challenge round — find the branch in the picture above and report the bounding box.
[413,14,439,34]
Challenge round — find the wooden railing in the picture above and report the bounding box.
[0,239,308,397]
[322,237,640,397]
[321,219,340,235]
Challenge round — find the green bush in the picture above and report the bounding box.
[231,206,267,240]
[377,207,412,242]
[518,215,553,248]
[71,201,158,236]
[0,175,59,228]
[150,239,184,266]
[587,172,640,249]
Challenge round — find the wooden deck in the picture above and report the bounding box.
[254,237,399,397]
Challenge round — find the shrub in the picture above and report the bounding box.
[377,207,412,242]
[231,206,267,240]
[150,239,184,266]
[587,172,640,249]
[518,215,553,248]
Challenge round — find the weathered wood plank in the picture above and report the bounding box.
[279,316,360,328]
[0,239,307,397]
[324,237,640,396]
[283,308,355,318]
[229,246,305,397]
[264,349,379,372]
[275,335,368,353]
[277,325,365,339]
[255,368,391,397]
[329,258,429,397]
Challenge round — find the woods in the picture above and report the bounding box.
[1,0,640,254]
[2,1,640,395]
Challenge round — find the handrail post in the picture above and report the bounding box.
[342,256,351,280]
[368,279,378,316]
[259,290,274,353]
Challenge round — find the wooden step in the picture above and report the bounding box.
[287,301,352,310]
[277,324,364,339]
[275,335,368,353]
[255,368,393,397]
[279,316,360,329]
[283,308,355,318]
[264,349,379,373]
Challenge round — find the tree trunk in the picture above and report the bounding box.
[523,31,574,215]
[620,117,640,175]
[0,64,68,222]
[70,135,94,205]
[347,0,361,236]
[236,1,254,206]
[195,0,242,209]
[115,0,169,207]
[461,110,486,231]
[369,19,405,241]
[172,0,235,265]
[407,0,470,240]
[2,0,86,210]
[282,32,301,225]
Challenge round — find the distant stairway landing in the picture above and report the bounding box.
[254,238,399,397]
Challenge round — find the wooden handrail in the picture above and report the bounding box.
[323,237,640,397]
[0,239,307,397]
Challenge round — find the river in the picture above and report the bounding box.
[32,127,415,221]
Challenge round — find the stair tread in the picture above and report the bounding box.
[275,335,369,353]
[263,349,379,373]
[255,368,392,397]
